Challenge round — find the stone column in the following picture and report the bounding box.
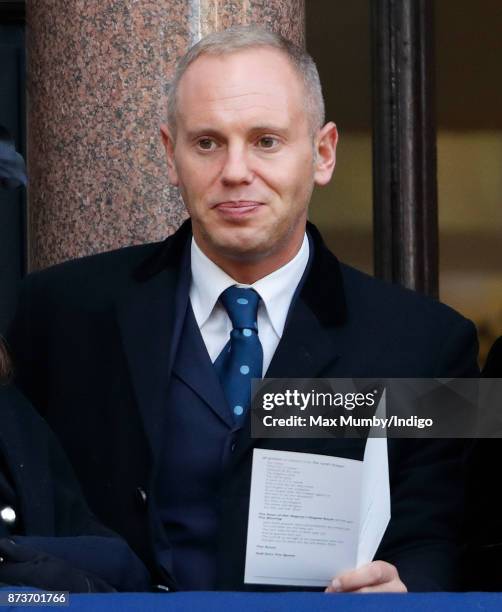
[26,0,305,270]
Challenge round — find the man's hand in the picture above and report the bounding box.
[325,561,407,594]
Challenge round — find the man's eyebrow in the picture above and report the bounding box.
[185,128,223,140]
[248,125,290,135]
[181,126,223,141]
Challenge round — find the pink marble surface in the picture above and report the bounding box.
[27,0,305,269]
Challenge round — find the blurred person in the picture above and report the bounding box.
[0,337,151,591]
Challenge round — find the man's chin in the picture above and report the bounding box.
[213,240,271,263]
[202,224,267,254]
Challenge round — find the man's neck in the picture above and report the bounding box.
[193,237,306,284]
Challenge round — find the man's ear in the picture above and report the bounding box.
[160,124,179,186]
[313,122,338,186]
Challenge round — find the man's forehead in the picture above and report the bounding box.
[177,47,303,105]
[181,88,291,118]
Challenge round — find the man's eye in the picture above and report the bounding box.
[197,138,216,151]
[257,136,279,149]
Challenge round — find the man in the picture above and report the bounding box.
[8,26,478,593]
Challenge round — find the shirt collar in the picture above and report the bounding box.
[190,234,309,336]
[190,238,236,327]
[252,235,309,337]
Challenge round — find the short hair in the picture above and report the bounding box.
[167,25,325,137]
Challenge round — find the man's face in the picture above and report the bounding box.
[162,47,337,277]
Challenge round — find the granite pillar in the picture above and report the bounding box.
[26,0,305,270]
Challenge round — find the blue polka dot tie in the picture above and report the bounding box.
[214,286,263,424]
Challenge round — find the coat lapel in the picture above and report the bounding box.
[266,222,348,379]
[265,298,341,379]
[171,303,234,428]
[115,221,191,457]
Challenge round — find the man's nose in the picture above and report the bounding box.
[221,145,253,185]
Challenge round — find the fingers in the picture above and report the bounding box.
[350,580,407,593]
[325,560,407,593]
[326,560,395,592]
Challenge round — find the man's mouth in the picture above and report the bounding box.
[213,200,264,217]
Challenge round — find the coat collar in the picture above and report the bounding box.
[301,221,347,327]
[265,222,347,378]
[134,218,192,281]
[135,218,347,324]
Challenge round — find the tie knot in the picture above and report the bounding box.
[220,286,260,331]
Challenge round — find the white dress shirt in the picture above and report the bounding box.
[189,234,310,376]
